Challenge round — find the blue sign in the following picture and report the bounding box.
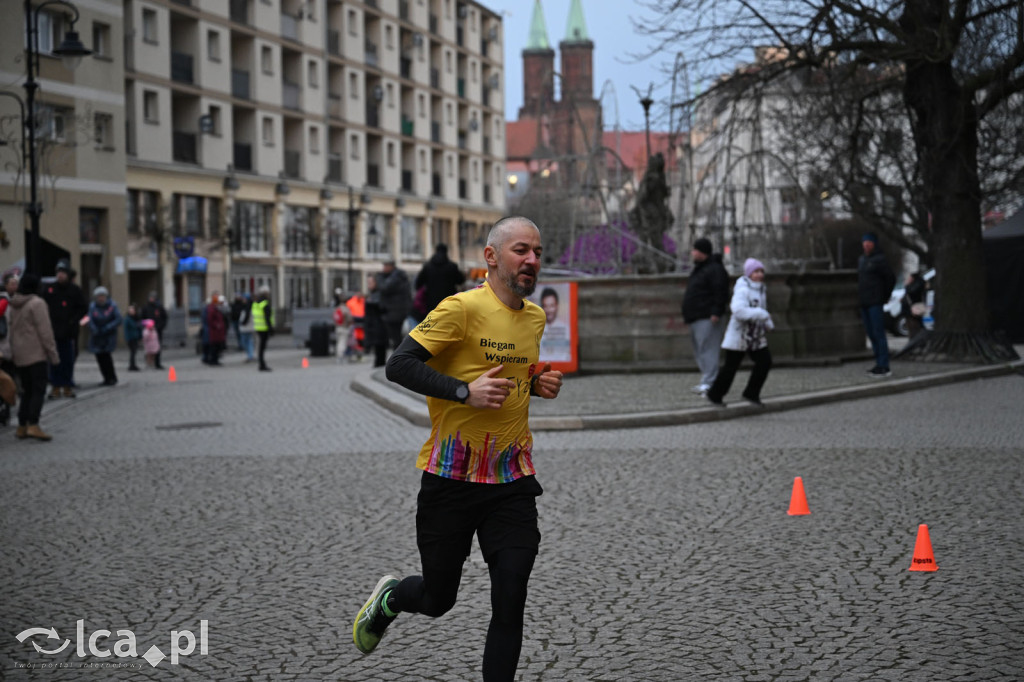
[176,256,208,274]
[173,236,195,259]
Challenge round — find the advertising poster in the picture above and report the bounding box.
[528,281,578,373]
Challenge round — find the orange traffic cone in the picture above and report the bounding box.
[787,476,810,515]
[302,357,309,368]
[909,524,938,571]
[168,366,177,383]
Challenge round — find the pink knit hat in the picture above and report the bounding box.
[744,258,765,278]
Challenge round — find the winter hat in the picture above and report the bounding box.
[693,238,713,256]
[743,258,765,278]
[862,232,878,244]
[18,272,40,295]
[141,318,155,329]
[93,286,109,298]
[55,260,71,274]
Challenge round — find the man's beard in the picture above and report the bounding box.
[498,262,537,299]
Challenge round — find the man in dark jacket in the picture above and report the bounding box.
[42,260,87,399]
[414,243,465,320]
[141,291,168,369]
[379,259,412,351]
[858,232,897,377]
[681,238,730,394]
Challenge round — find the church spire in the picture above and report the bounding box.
[526,0,551,50]
[564,0,590,43]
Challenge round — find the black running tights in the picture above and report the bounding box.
[393,547,537,682]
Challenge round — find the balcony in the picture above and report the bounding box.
[367,163,380,188]
[327,30,340,56]
[233,143,252,171]
[431,121,440,143]
[366,104,380,128]
[283,80,300,110]
[400,57,411,79]
[173,131,197,163]
[281,13,299,41]
[328,154,343,182]
[401,116,414,136]
[229,0,249,24]
[432,172,441,196]
[232,69,250,99]
[402,170,413,192]
[171,51,194,84]
[284,150,301,178]
[365,41,378,68]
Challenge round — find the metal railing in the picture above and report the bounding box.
[283,80,301,110]
[171,51,194,83]
[231,69,250,99]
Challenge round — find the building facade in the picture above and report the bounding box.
[123,0,505,328]
[1,0,128,306]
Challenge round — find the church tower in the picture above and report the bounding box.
[559,0,593,102]
[520,0,555,118]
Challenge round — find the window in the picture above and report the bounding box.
[262,116,274,146]
[309,126,320,154]
[94,112,114,149]
[180,195,203,236]
[79,208,105,246]
[142,191,159,235]
[92,22,111,59]
[207,30,221,62]
[400,216,422,258]
[261,45,274,74]
[126,190,139,234]
[233,201,272,253]
[326,210,351,256]
[283,205,314,256]
[207,198,222,238]
[385,25,394,49]
[308,60,319,88]
[348,9,358,36]
[350,133,360,159]
[366,213,391,257]
[387,141,395,167]
[34,12,63,54]
[35,105,72,142]
[142,8,158,44]
[349,72,359,99]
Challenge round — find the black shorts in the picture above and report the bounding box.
[416,471,543,570]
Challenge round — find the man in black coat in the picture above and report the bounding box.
[42,260,87,398]
[681,238,730,394]
[379,259,412,351]
[858,232,897,377]
[414,243,465,320]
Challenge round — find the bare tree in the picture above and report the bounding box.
[637,0,1024,361]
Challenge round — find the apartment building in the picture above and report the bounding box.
[124,0,506,327]
[0,0,128,306]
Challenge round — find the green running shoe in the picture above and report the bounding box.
[353,575,399,654]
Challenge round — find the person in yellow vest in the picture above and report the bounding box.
[252,285,274,372]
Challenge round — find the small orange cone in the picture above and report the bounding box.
[168,366,177,383]
[787,476,810,515]
[909,524,938,571]
[302,357,309,368]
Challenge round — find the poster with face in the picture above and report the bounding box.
[528,281,578,372]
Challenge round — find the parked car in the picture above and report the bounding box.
[884,269,935,336]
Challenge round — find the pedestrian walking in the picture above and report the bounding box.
[124,304,142,371]
[142,319,161,367]
[352,216,564,682]
[858,232,897,377]
[706,258,774,407]
[414,243,465,320]
[201,293,229,366]
[363,275,387,367]
[8,273,60,441]
[141,291,168,369]
[252,286,274,372]
[42,260,87,398]
[379,259,412,350]
[0,270,19,427]
[237,293,256,362]
[86,286,123,387]
[681,237,730,395]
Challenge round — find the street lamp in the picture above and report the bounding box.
[222,165,240,294]
[22,0,92,276]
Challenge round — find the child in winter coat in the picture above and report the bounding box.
[142,318,161,368]
[706,258,774,407]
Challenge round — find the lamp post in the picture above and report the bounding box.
[222,165,239,294]
[22,0,91,275]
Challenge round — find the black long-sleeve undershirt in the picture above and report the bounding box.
[385,335,468,402]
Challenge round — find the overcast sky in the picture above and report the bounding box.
[483,0,677,133]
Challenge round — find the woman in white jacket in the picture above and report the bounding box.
[706,258,773,407]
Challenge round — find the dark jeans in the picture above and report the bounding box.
[257,331,270,368]
[48,338,76,387]
[372,344,387,367]
[707,346,773,402]
[861,304,890,370]
[127,339,140,369]
[392,473,542,682]
[17,361,48,426]
[95,352,117,384]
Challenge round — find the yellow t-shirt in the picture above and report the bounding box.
[409,282,546,483]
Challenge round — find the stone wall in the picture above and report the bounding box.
[573,271,865,371]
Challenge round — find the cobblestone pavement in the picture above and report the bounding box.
[1,342,1023,681]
